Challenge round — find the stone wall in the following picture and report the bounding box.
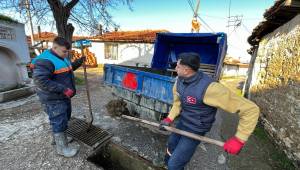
[250,14,300,163]
[0,20,30,91]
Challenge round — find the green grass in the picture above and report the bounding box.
[0,14,18,23]
[253,125,296,170]
[75,75,85,85]
[253,125,269,142]
[271,151,296,170]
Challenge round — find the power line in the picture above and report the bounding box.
[243,17,261,20]
[228,26,238,37]
[227,15,243,28]
[241,23,251,34]
[228,0,231,34]
[196,12,260,20]
[187,0,195,12]
[227,0,243,36]
[198,16,215,33]
[196,19,210,32]
[187,0,215,33]
[199,13,226,19]
[228,0,231,20]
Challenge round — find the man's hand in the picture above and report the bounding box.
[63,88,74,98]
[223,136,245,155]
[159,117,173,131]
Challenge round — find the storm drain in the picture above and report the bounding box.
[66,118,112,149]
[87,142,166,170]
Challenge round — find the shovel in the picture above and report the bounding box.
[80,43,93,130]
[121,115,224,147]
[65,40,112,150]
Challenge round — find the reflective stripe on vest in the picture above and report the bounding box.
[31,50,72,74]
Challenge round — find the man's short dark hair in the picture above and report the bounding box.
[178,52,200,71]
[53,36,71,50]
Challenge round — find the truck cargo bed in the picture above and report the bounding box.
[103,33,227,121]
[104,64,176,120]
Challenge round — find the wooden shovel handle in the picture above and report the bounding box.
[121,115,224,147]
[80,44,93,128]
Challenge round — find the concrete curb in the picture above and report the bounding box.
[0,85,35,103]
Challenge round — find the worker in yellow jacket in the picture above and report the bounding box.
[159,52,259,170]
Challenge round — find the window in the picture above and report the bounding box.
[105,43,118,60]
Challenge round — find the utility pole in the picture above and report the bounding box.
[227,0,243,33]
[227,0,231,34]
[25,0,35,47]
[24,0,41,55]
[227,15,243,29]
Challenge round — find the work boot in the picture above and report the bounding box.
[53,132,78,157]
[51,134,74,145]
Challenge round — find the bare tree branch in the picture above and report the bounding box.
[65,0,79,10]
[1,0,133,43]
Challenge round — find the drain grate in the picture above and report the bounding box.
[66,118,112,149]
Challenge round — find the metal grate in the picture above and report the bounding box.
[66,118,112,149]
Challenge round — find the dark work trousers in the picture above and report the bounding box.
[42,99,72,133]
[166,121,206,170]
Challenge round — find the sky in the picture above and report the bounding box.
[3,0,275,63]
[106,0,275,62]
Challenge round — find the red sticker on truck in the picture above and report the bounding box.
[122,72,138,90]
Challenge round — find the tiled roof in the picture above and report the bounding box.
[223,57,249,68]
[248,0,300,46]
[90,30,168,43]
[27,30,168,44]
[27,32,89,43]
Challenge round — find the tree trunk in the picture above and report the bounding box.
[56,22,74,45]
[47,0,78,45]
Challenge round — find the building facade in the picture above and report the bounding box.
[0,19,30,92]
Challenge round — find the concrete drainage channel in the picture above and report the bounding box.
[65,114,165,169]
[87,142,165,170]
[0,84,35,103]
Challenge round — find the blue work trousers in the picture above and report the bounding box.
[42,99,72,133]
[166,121,205,170]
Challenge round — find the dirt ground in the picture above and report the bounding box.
[0,95,101,170]
[0,67,294,170]
[0,68,107,170]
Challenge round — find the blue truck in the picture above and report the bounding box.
[103,33,227,121]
